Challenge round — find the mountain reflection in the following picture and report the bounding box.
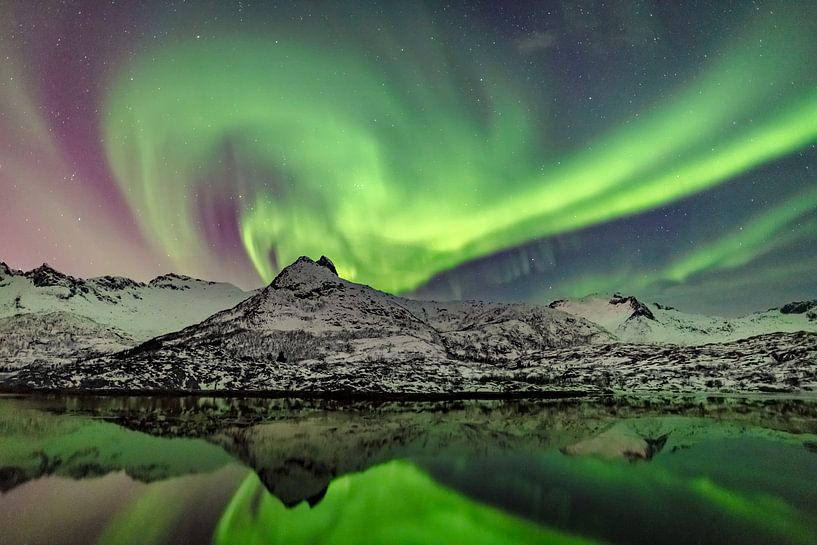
[1,395,816,545]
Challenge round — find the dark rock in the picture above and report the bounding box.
[610,293,656,321]
[0,466,28,492]
[0,262,17,280]
[780,300,817,314]
[148,273,196,289]
[317,255,338,276]
[93,275,145,291]
[771,351,797,363]
[25,264,73,287]
[23,264,91,299]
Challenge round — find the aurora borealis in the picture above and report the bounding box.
[1,1,815,313]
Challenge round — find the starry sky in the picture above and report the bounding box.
[0,0,815,315]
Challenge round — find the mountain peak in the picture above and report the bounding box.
[148,272,208,290]
[270,255,342,294]
[24,263,80,288]
[28,263,64,275]
[0,262,16,278]
[316,255,338,275]
[149,272,194,283]
[609,293,656,321]
[779,300,817,315]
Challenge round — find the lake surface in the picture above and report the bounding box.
[1,393,816,545]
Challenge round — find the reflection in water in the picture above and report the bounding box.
[0,394,816,545]
[216,461,600,545]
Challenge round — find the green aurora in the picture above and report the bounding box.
[101,5,817,295]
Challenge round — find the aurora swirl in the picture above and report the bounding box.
[1,1,815,312]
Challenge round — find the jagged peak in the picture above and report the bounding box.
[609,293,655,321]
[779,300,817,315]
[23,263,85,288]
[26,263,66,276]
[316,255,338,276]
[91,275,147,290]
[549,293,656,321]
[0,261,17,277]
[270,255,343,292]
[148,272,212,290]
[150,272,194,282]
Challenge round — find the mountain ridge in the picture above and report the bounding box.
[549,292,817,345]
[0,260,252,342]
[2,256,816,395]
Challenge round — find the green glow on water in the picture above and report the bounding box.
[214,460,603,545]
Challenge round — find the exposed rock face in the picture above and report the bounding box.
[91,275,146,291]
[609,293,656,321]
[781,300,817,315]
[24,264,88,294]
[148,273,219,290]
[316,255,338,275]
[0,262,18,280]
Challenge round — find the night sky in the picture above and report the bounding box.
[1,0,815,314]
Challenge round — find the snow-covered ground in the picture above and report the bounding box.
[549,293,817,344]
[0,262,252,342]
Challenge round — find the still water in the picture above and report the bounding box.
[0,394,815,545]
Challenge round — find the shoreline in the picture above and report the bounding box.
[3,386,816,402]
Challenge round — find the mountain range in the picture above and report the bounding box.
[1,256,815,394]
[549,293,817,345]
[0,262,251,368]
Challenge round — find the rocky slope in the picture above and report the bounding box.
[0,311,135,369]
[0,262,252,345]
[549,293,817,345]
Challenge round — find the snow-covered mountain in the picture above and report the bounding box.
[121,254,606,366]
[0,261,252,342]
[2,256,610,391]
[4,256,816,395]
[548,293,817,345]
